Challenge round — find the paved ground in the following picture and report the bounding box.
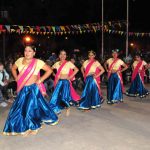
[0,85,150,150]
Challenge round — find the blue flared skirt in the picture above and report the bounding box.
[107,73,123,103]
[126,74,149,98]
[49,79,75,114]
[3,84,58,136]
[78,75,103,110]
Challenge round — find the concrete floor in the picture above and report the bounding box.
[0,86,150,150]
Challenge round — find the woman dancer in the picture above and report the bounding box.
[104,49,128,104]
[126,53,149,98]
[3,45,58,136]
[78,50,105,110]
[49,50,80,115]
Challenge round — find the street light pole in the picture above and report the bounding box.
[101,0,104,60]
[126,0,129,58]
[2,32,6,61]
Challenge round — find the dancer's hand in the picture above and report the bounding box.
[36,79,41,85]
[15,77,18,82]
[117,70,121,74]
[66,76,70,80]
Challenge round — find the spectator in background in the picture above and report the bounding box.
[71,57,85,91]
[0,89,8,107]
[6,61,17,101]
[0,63,10,101]
[43,60,55,99]
[122,54,133,84]
[148,62,150,83]
[48,52,57,63]
[70,58,78,90]
[70,58,76,64]
[77,58,85,90]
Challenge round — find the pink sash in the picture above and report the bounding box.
[84,60,95,81]
[17,58,47,96]
[108,59,124,92]
[108,58,119,78]
[84,60,102,96]
[17,59,37,93]
[37,72,47,95]
[132,61,144,83]
[54,61,80,101]
[117,67,125,92]
[68,69,80,101]
[54,60,67,87]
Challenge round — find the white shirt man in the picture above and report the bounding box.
[0,63,9,104]
[0,69,9,86]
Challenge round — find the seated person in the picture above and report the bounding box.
[0,63,10,101]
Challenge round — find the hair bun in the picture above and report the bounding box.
[25,45,36,52]
[88,50,96,56]
[135,52,142,57]
[112,49,120,53]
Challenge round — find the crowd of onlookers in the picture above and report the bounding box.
[0,56,17,107]
[0,50,150,108]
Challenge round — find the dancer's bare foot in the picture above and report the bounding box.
[66,108,70,116]
[83,109,91,112]
[29,130,38,135]
[22,130,31,137]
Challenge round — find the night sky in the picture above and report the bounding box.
[0,0,149,31]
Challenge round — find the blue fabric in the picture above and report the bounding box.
[49,79,74,114]
[107,73,123,103]
[3,84,58,135]
[79,75,103,109]
[126,74,149,97]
